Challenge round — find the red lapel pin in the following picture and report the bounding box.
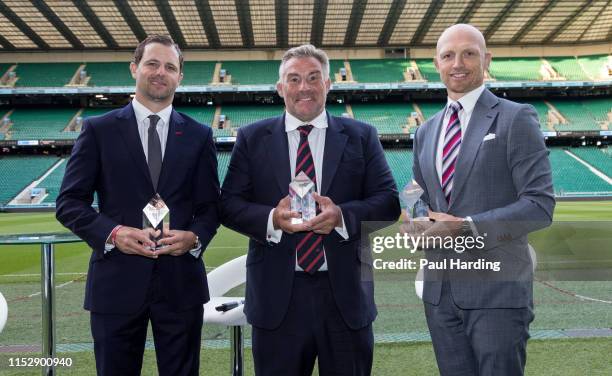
[175,131,183,136]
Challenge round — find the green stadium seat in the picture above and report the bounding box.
[220,105,284,127]
[14,63,80,87]
[329,60,347,82]
[327,103,348,117]
[580,98,611,124]
[577,55,609,80]
[217,151,231,184]
[524,100,551,131]
[38,158,67,204]
[0,156,59,205]
[547,57,589,81]
[350,59,410,83]
[351,103,412,134]
[182,61,216,85]
[416,102,445,120]
[384,149,414,195]
[569,147,612,177]
[221,61,279,85]
[176,107,215,125]
[7,109,80,140]
[548,148,611,195]
[85,62,133,86]
[551,101,601,131]
[414,59,440,82]
[488,58,541,81]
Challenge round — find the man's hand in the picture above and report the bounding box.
[423,210,464,238]
[156,230,198,256]
[113,226,158,258]
[272,196,310,234]
[307,193,342,235]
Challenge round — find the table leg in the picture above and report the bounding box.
[41,243,55,376]
[230,325,243,376]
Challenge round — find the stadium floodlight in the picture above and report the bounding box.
[95,94,104,98]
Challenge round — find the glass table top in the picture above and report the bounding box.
[0,232,81,245]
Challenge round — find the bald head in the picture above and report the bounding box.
[437,24,487,55]
[434,23,491,100]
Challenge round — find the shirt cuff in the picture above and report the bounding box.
[189,240,202,258]
[104,227,117,254]
[334,209,349,240]
[266,209,283,243]
[465,216,479,237]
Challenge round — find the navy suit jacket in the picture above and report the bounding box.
[56,103,220,314]
[220,112,400,330]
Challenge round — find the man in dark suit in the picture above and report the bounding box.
[220,44,400,375]
[412,24,555,375]
[56,35,219,376]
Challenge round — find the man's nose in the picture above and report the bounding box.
[452,55,464,69]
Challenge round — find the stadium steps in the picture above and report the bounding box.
[331,60,354,83]
[12,158,66,205]
[414,59,439,82]
[547,56,590,81]
[0,64,18,87]
[568,147,612,178]
[5,108,80,140]
[0,156,60,205]
[66,64,90,86]
[64,109,85,132]
[0,109,14,135]
[577,54,610,81]
[551,101,601,131]
[211,62,222,84]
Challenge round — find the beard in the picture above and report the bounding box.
[142,79,175,102]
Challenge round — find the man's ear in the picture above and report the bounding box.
[483,51,492,71]
[433,56,440,72]
[276,82,284,98]
[130,62,137,80]
[324,78,331,93]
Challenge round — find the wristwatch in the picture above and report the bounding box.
[460,219,473,236]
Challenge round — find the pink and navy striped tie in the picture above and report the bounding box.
[441,102,462,203]
[295,125,325,274]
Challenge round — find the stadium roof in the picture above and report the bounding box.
[0,0,609,51]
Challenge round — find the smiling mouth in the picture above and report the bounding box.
[296,98,313,102]
[450,73,468,79]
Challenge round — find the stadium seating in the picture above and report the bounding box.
[182,61,216,85]
[327,103,348,117]
[416,102,445,120]
[577,54,609,80]
[38,158,67,204]
[384,149,414,194]
[548,148,611,195]
[414,59,440,82]
[7,109,79,140]
[569,147,612,177]
[547,57,589,81]
[330,60,348,82]
[84,62,133,86]
[219,105,284,127]
[350,59,410,83]
[217,151,231,184]
[14,63,80,87]
[351,103,412,134]
[580,98,611,124]
[221,61,279,85]
[551,101,601,131]
[488,58,542,81]
[176,107,216,126]
[524,100,552,131]
[0,156,59,205]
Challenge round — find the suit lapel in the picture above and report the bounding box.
[157,110,185,193]
[450,89,499,208]
[321,113,347,196]
[264,115,291,195]
[115,103,153,188]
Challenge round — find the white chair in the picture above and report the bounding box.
[415,244,538,299]
[0,292,7,333]
[203,255,247,376]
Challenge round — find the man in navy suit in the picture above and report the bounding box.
[56,35,219,376]
[220,45,400,375]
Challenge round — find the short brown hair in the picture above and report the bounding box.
[133,35,183,72]
[278,44,330,82]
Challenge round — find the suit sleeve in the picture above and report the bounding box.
[470,104,555,246]
[55,120,117,255]
[338,126,401,240]
[188,127,220,254]
[219,128,276,244]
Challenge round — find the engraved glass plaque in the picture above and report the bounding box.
[400,181,428,219]
[289,171,316,224]
[142,193,170,250]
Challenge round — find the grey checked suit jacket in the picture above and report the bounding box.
[412,89,555,309]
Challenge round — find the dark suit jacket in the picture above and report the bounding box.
[413,89,555,309]
[220,112,400,330]
[56,103,220,314]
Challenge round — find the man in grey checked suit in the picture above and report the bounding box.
[411,24,555,375]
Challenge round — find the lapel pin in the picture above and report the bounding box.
[175,131,183,136]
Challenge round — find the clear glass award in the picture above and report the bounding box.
[289,171,316,224]
[400,181,428,219]
[142,193,170,250]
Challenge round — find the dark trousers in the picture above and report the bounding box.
[424,280,533,376]
[252,272,373,376]
[91,266,203,376]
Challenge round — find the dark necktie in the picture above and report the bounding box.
[295,125,325,274]
[147,114,162,190]
[441,102,462,203]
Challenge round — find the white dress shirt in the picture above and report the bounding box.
[266,109,349,271]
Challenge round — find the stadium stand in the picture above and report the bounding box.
[14,63,80,87]
[330,60,348,82]
[547,57,589,81]
[414,59,440,82]
[182,61,216,85]
[570,147,612,177]
[416,102,445,120]
[581,98,611,124]
[525,100,552,131]
[551,100,602,131]
[84,62,133,86]
[0,156,59,205]
[37,159,67,204]
[350,59,410,83]
[577,54,610,80]
[217,151,231,184]
[221,61,279,85]
[327,103,348,117]
[6,109,79,140]
[219,105,285,127]
[176,107,216,126]
[548,148,611,195]
[488,58,542,81]
[351,103,411,134]
[384,149,414,193]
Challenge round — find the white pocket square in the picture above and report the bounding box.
[483,133,496,141]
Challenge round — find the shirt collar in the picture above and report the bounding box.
[132,97,173,127]
[284,109,328,133]
[446,84,485,116]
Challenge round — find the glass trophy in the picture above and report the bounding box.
[289,171,316,224]
[400,181,428,219]
[142,193,170,250]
